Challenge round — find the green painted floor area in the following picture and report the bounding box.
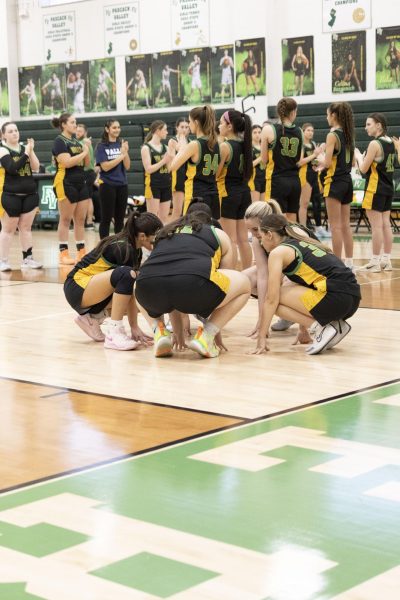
[0,381,399,599]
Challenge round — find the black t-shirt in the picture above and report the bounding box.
[52,134,85,184]
[0,144,36,194]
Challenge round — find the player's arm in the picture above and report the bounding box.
[216,141,230,179]
[169,139,198,172]
[260,123,274,164]
[321,132,337,169]
[215,228,235,269]
[141,144,169,174]
[354,140,380,174]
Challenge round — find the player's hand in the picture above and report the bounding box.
[130,326,153,346]
[172,332,187,351]
[214,332,228,352]
[292,327,312,345]
[392,136,400,151]
[248,337,269,355]
[84,137,92,148]
[25,138,34,152]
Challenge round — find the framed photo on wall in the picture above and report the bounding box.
[376,26,400,90]
[18,66,42,116]
[282,36,314,97]
[0,68,10,116]
[65,61,90,113]
[152,50,181,108]
[210,44,234,104]
[332,31,366,93]
[41,64,66,114]
[235,38,266,97]
[126,54,152,110]
[89,58,116,112]
[180,46,211,105]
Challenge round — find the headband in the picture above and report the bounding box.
[222,110,231,124]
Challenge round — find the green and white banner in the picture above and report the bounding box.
[323,0,371,33]
[43,11,76,63]
[104,2,140,57]
[170,0,210,49]
[0,67,9,117]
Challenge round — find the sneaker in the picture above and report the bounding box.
[75,248,87,263]
[306,323,338,355]
[74,314,105,342]
[0,259,12,272]
[315,226,331,239]
[165,320,173,333]
[358,260,381,273]
[271,318,294,332]
[381,260,392,272]
[325,319,351,350]
[59,249,75,266]
[188,326,219,358]
[104,326,139,351]
[21,256,43,269]
[85,223,95,230]
[153,321,173,357]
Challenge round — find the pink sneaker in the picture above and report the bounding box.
[74,314,105,342]
[104,326,140,351]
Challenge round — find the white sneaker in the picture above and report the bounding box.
[325,319,351,350]
[358,260,381,273]
[306,323,337,355]
[21,256,43,269]
[0,260,12,272]
[104,326,139,351]
[381,260,392,272]
[271,318,294,332]
[75,314,105,342]
[315,226,331,238]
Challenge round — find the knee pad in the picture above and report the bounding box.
[110,266,135,295]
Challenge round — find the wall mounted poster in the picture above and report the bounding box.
[171,0,209,49]
[181,46,211,105]
[126,54,152,109]
[89,58,116,112]
[0,68,9,116]
[43,11,76,63]
[104,2,140,57]
[332,30,366,93]
[18,66,42,116]
[210,44,234,104]
[41,63,66,114]
[152,50,181,108]
[65,61,90,113]
[235,38,266,97]
[376,26,400,90]
[323,0,371,33]
[282,36,314,97]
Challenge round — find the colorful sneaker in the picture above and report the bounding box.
[74,314,105,342]
[306,323,337,355]
[271,318,294,332]
[59,249,75,266]
[104,326,139,351]
[358,260,381,273]
[153,321,173,357]
[21,256,43,269]
[0,259,12,272]
[188,326,220,358]
[381,260,393,272]
[325,319,351,350]
[75,248,87,263]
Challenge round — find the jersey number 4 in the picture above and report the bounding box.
[202,153,219,176]
[385,153,396,173]
[280,137,300,158]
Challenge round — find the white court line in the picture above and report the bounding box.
[358,275,400,286]
[0,310,74,326]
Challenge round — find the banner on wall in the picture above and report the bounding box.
[332,30,366,93]
[43,12,76,63]
[376,26,400,90]
[323,0,371,33]
[65,61,90,113]
[181,47,211,105]
[171,0,210,49]
[104,2,140,57]
[235,38,266,97]
[210,44,234,104]
[126,54,152,110]
[41,64,66,114]
[0,68,10,116]
[18,66,42,116]
[89,58,116,112]
[282,36,314,97]
[152,50,181,108]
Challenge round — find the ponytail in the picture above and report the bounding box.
[245,199,282,222]
[259,213,332,254]
[221,109,253,182]
[145,120,166,143]
[328,102,355,150]
[189,105,217,150]
[51,113,72,131]
[276,97,298,135]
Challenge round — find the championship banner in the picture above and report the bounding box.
[210,44,234,104]
[181,46,211,105]
[126,54,152,110]
[104,2,140,57]
[89,58,116,112]
[0,68,9,117]
[43,12,76,63]
[41,64,66,115]
[323,0,371,33]
[332,30,366,93]
[18,66,42,116]
[376,26,400,90]
[65,61,90,113]
[152,50,181,108]
[171,0,210,49]
[235,38,266,97]
[282,36,314,97]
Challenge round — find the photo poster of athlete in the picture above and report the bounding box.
[282,36,314,97]
[181,46,211,105]
[65,61,90,114]
[152,50,181,108]
[18,65,42,116]
[376,26,400,90]
[332,30,366,93]
[210,44,235,104]
[89,57,116,112]
[41,63,66,115]
[0,68,10,116]
[126,54,152,110]
[235,37,266,97]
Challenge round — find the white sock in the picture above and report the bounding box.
[109,319,123,328]
[344,258,353,268]
[381,253,390,262]
[204,321,220,336]
[371,255,379,263]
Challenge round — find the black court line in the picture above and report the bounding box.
[39,390,69,399]
[1,377,398,496]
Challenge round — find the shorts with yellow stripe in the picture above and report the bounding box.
[301,289,360,326]
[362,192,393,212]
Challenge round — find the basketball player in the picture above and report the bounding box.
[298,123,327,237]
[220,49,234,102]
[67,71,85,114]
[156,64,179,105]
[95,65,115,110]
[126,69,150,108]
[169,117,190,220]
[189,55,203,102]
[291,46,309,96]
[42,72,65,111]
[248,125,266,202]
[141,120,172,223]
[20,79,40,116]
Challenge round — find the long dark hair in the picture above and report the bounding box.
[51,113,72,131]
[145,120,166,143]
[276,97,298,135]
[154,211,212,246]
[222,109,253,182]
[189,105,217,150]
[328,102,355,150]
[101,119,121,143]
[95,212,162,261]
[259,214,332,254]
[368,112,388,135]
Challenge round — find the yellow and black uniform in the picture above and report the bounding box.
[52,134,89,203]
[299,141,317,187]
[171,136,188,193]
[219,139,251,220]
[64,240,142,315]
[293,56,306,76]
[362,137,396,212]
[136,224,229,318]
[280,238,361,325]
[249,145,266,193]
[323,128,354,204]
[0,144,38,218]
[144,142,172,202]
[184,137,220,219]
[265,123,303,214]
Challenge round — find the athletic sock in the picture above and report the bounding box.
[371,255,379,263]
[344,258,353,268]
[108,319,123,328]
[381,253,391,262]
[59,242,68,252]
[22,247,32,260]
[204,321,220,336]
[76,240,85,251]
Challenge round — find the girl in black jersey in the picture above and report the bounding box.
[386,41,400,85]
[261,97,304,221]
[322,102,355,268]
[170,105,220,219]
[169,117,190,220]
[217,109,253,270]
[251,214,360,356]
[355,113,398,272]
[52,113,91,266]
[249,125,266,202]
[141,120,172,223]
[291,46,309,97]
[64,212,162,351]
[298,122,326,237]
[0,122,42,271]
